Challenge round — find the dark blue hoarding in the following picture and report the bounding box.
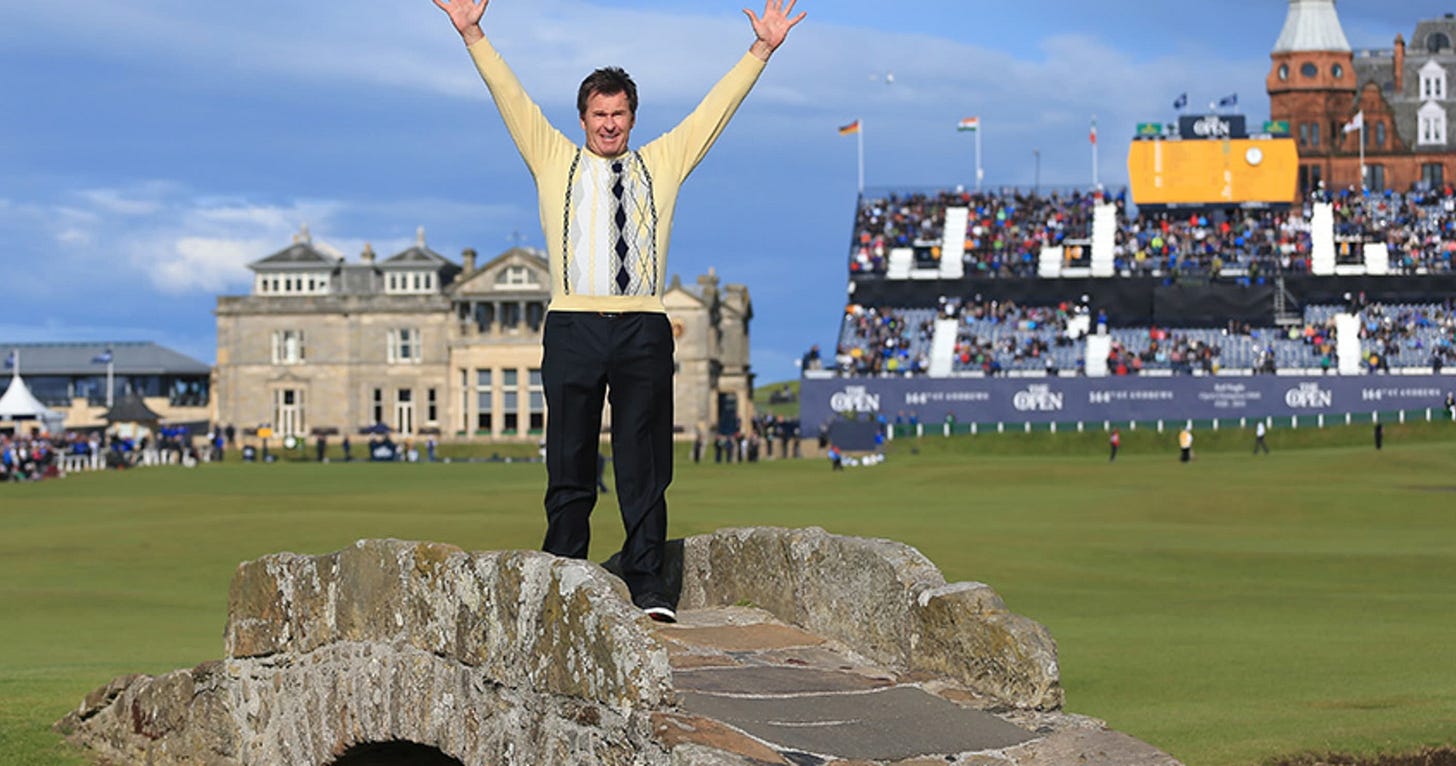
[800,375,1453,429]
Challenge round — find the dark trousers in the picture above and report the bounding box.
[541,311,674,605]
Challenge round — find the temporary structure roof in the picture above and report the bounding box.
[0,372,57,420]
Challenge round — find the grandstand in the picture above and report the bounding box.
[807,185,1456,433]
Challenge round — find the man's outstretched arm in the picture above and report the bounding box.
[643,1,806,179]
[744,0,807,61]
[433,0,571,177]
[432,0,486,46]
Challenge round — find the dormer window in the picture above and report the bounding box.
[1421,61,1447,101]
[496,265,535,287]
[1428,32,1451,54]
[1419,101,1447,146]
[386,271,436,294]
[255,272,329,295]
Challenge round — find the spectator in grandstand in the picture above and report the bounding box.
[801,344,822,371]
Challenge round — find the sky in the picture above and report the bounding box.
[2,0,1452,382]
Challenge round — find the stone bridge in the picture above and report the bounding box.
[56,527,1180,765]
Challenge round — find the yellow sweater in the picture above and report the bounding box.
[468,37,766,313]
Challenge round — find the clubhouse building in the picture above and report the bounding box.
[213,228,754,442]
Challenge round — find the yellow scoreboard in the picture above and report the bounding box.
[1127,137,1298,206]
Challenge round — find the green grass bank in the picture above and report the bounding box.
[2,434,1454,764]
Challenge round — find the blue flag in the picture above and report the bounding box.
[3,350,13,369]
[92,349,113,364]
[1218,93,1238,108]
[1173,92,1188,110]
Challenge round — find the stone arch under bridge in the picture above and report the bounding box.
[56,528,1176,765]
[328,742,465,766]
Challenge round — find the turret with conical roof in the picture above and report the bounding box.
[1267,0,1358,196]
[1272,0,1351,54]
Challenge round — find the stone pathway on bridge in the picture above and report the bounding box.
[650,606,1181,766]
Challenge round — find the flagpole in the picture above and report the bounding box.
[1091,114,1100,190]
[857,119,865,195]
[975,126,983,193]
[1359,120,1366,192]
[107,359,114,408]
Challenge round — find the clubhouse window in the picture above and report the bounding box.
[272,329,305,365]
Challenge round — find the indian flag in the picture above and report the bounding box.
[957,117,980,132]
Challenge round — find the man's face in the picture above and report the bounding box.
[580,91,635,158]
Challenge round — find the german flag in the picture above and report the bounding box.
[838,120,861,136]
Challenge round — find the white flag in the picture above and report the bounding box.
[1343,111,1364,133]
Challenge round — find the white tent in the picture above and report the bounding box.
[0,371,65,432]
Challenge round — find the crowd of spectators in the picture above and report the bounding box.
[0,428,206,482]
[847,182,1456,282]
[692,414,803,465]
[833,305,933,376]
[946,296,1081,375]
[1105,327,1223,376]
[1114,206,1313,278]
[849,188,1101,277]
[1331,186,1456,274]
[1354,300,1456,372]
[1,432,62,482]
[825,186,1456,379]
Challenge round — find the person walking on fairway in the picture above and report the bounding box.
[1253,420,1270,455]
[1108,427,1120,462]
[434,0,805,624]
[1178,425,1194,463]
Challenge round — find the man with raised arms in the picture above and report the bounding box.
[433,0,805,623]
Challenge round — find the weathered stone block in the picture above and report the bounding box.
[677,526,1060,710]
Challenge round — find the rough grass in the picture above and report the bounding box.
[2,433,1455,765]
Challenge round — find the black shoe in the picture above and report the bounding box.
[643,605,676,623]
[637,594,677,624]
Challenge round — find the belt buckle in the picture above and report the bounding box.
[598,311,623,318]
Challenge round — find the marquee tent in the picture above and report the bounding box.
[0,371,65,432]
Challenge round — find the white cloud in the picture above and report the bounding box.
[158,237,276,294]
[3,182,526,298]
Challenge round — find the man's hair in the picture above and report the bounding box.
[577,67,638,117]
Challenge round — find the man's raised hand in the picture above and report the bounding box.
[745,0,806,60]
[433,0,488,44]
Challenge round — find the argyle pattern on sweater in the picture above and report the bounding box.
[562,149,658,297]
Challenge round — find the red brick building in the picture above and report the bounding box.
[1268,0,1456,198]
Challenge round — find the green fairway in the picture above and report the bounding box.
[3,439,1455,765]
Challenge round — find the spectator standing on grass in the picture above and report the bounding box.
[1109,428,1120,462]
[1179,426,1194,463]
[1375,422,1384,450]
[435,0,805,624]
[1254,420,1270,455]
